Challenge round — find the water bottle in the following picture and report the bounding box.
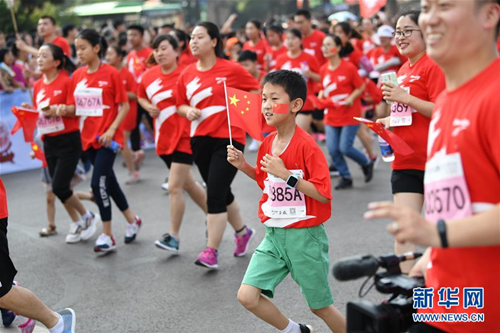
[96,135,121,153]
[378,136,394,162]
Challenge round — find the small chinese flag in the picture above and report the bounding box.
[359,0,387,19]
[11,106,39,142]
[354,117,414,156]
[272,103,288,114]
[30,142,47,167]
[226,87,264,141]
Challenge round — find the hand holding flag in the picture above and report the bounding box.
[354,117,414,156]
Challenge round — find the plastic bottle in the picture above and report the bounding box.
[378,136,395,162]
[96,135,121,153]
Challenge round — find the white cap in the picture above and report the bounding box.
[377,25,394,38]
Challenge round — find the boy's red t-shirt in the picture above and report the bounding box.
[127,47,153,83]
[33,72,80,138]
[273,51,320,111]
[320,60,364,126]
[138,65,191,156]
[119,67,138,132]
[302,29,327,65]
[176,58,260,146]
[68,63,128,151]
[392,54,445,171]
[243,39,267,69]
[255,126,331,228]
[51,36,71,58]
[421,58,500,333]
[0,179,8,219]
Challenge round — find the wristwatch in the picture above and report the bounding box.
[286,174,299,189]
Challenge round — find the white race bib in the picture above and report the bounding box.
[75,88,103,117]
[262,170,306,220]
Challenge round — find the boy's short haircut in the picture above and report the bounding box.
[262,70,307,108]
[40,16,56,26]
[238,50,257,63]
[127,25,145,35]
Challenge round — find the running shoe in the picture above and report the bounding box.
[362,160,375,183]
[93,234,116,253]
[155,233,179,253]
[329,164,340,177]
[18,318,36,333]
[335,177,353,190]
[81,212,99,241]
[161,177,169,193]
[124,216,142,244]
[65,223,82,244]
[125,171,140,185]
[1,309,16,327]
[195,247,218,269]
[134,150,145,170]
[56,308,76,333]
[299,323,315,332]
[233,227,255,257]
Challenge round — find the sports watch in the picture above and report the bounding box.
[286,174,299,189]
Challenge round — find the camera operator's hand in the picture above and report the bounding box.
[364,201,441,248]
[409,248,431,280]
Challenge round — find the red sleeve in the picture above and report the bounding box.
[424,62,446,102]
[368,80,383,104]
[231,63,260,91]
[137,80,147,99]
[307,54,320,75]
[176,69,189,107]
[481,101,500,175]
[305,146,332,200]
[351,64,364,89]
[112,70,128,104]
[0,179,8,219]
[127,70,138,94]
[32,81,39,109]
[66,71,78,105]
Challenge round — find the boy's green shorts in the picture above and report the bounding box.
[242,224,334,310]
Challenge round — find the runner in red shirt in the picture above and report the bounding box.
[334,22,374,77]
[227,70,346,333]
[273,29,321,134]
[319,34,374,190]
[105,45,139,185]
[366,1,500,332]
[376,11,445,273]
[264,25,287,71]
[15,16,71,58]
[20,43,101,242]
[69,29,142,254]
[127,25,154,174]
[171,29,197,67]
[242,20,268,70]
[177,22,260,269]
[294,9,327,65]
[137,35,207,254]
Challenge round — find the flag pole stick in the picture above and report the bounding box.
[223,80,233,146]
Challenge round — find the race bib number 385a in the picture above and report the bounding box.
[75,88,103,117]
[263,170,306,219]
[424,152,472,222]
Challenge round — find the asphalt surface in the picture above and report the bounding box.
[1,139,402,333]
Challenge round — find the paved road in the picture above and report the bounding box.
[1,141,401,333]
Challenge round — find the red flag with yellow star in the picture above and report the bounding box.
[30,142,47,167]
[11,106,38,142]
[354,117,414,156]
[226,87,264,141]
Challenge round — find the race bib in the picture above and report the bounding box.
[75,88,103,117]
[390,87,412,127]
[37,113,65,135]
[424,152,473,222]
[262,170,306,220]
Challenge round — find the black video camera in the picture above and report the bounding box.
[333,252,425,333]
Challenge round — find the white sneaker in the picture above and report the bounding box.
[161,182,169,193]
[124,216,142,244]
[81,212,99,241]
[93,233,116,253]
[125,171,140,185]
[65,223,83,243]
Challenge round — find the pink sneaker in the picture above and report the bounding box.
[195,247,218,269]
[18,318,36,333]
[233,227,255,257]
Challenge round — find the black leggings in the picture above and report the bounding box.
[0,218,16,298]
[43,131,82,203]
[85,148,129,221]
[130,103,154,152]
[191,137,244,214]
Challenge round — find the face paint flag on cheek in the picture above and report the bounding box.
[272,103,289,114]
